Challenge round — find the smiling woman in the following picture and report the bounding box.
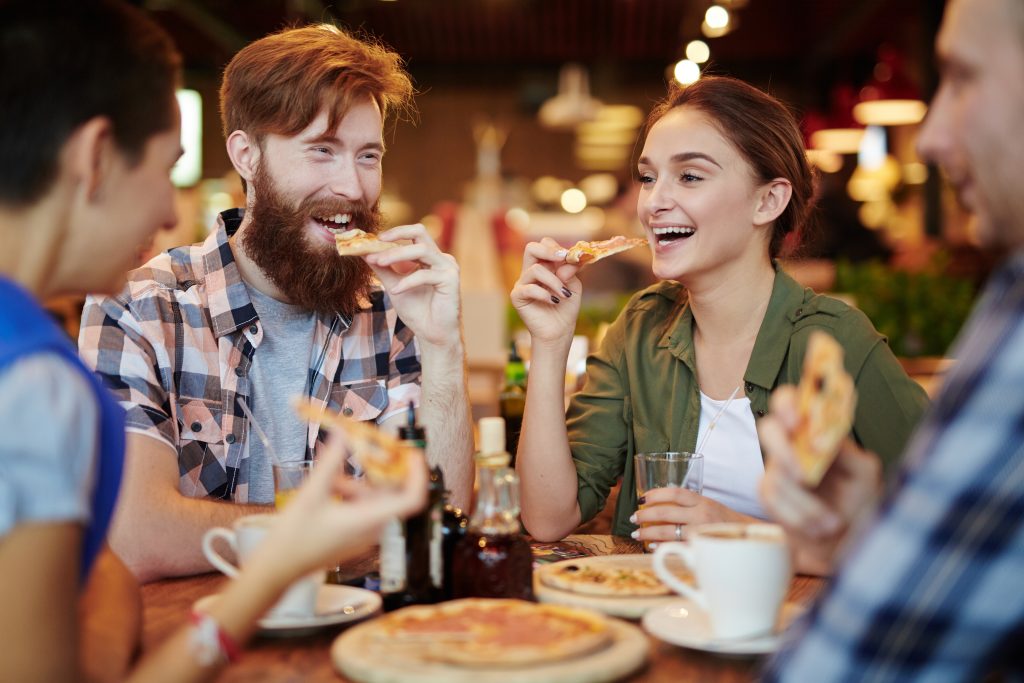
[512,76,930,575]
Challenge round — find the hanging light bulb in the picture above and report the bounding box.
[673,59,701,86]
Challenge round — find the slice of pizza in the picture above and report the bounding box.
[792,331,858,486]
[564,236,647,266]
[293,399,413,487]
[334,229,402,256]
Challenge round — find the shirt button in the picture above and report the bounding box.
[794,307,803,317]
[744,382,755,394]
[342,407,354,417]
[226,434,236,444]
[756,409,767,417]
[190,421,202,432]
[234,367,244,377]
[248,324,259,335]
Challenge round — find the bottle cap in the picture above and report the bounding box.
[478,417,506,455]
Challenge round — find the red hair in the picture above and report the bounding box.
[219,24,414,143]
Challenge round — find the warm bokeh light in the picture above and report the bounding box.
[853,99,928,126]
[505,207,531,232]
[810,128,865,155]
[806,149,844,174]
[172,89,202,188]
[560,188,588,214]
[673,59,701,85]
[705,5,730,29]
[685,40,710,64]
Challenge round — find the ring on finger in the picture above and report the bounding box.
[675,524,683,541]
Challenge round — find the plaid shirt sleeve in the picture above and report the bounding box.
[79,290,177,450]
[763,265,1024,683]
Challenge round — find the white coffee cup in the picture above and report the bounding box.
[202,514,319,619]
[652,522,792,640]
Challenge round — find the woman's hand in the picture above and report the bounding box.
[510,239,582,345]
[249,436,428,587]
[629,488,754,544]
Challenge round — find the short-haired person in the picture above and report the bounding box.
[0,2,427,681]
[79,23,474,581]
[512,76,928,574]
[759,0,1024,679]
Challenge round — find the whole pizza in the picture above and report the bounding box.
[370,599,612,667]
[540,562,672,597]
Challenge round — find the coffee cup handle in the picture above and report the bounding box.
[202,527,241,578]
[653,541,707,610]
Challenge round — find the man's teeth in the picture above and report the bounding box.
[315,213,353,234]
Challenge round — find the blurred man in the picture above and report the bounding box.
[80,24,473,582]
[759,0,1024,679]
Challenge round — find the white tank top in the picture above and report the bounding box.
[696,390,769,520]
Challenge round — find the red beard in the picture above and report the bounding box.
[241,162,382,317]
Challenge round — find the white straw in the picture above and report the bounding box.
[237,396,282,467]
[695,384,743,456]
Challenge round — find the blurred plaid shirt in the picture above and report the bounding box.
[79,209,421,503]
[764,252,1024,682]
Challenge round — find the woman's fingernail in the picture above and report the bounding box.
[649,543,659,551]
[629,513,638,524]
[554,249,568,259]
[550,295,560,304]
[638,495,646,505]
[630,530,639,539]
[561,287,572,298]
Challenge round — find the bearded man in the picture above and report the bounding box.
[79,24,474,582]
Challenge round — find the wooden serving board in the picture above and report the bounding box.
[331,613,648,683]
[535,554,692,620]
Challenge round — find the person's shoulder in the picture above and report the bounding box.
[121,241,207,300]
[789,289,886,365]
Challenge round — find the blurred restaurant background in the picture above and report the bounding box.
[57,0,975,415]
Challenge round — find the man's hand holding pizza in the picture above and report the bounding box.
[360,224,462,350]
[758,385,883,576]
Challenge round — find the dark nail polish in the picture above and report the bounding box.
[561,287,572,298]
[638,495,646,505]
[551,295,560,304]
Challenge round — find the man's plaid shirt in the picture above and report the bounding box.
[79,209,421,503]
[763,252,1024,682]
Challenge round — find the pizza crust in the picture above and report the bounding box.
[792,331,857,486]
[293,399,413,487]
[564,236,647,266]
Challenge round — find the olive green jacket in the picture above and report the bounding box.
[568,269,930,537]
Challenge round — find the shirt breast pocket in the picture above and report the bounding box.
[328,379,388,423]
[632,418,670,455]
[176,399,232,498]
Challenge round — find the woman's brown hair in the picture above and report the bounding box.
[644,76,816,259]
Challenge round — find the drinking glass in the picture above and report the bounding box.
[633,451,704,552]
[272,460,316,509]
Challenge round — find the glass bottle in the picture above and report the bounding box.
[498,341,527,467]
[439,474,468,601]
[381,406,442,610]
[452,417,534,600]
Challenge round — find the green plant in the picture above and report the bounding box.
[833,254,977,357]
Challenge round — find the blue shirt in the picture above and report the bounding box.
[764,253,1024,682]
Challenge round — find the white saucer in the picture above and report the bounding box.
[193,583,381,637]
[642,598,802,656]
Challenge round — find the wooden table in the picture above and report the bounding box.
[141,535,823,682]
